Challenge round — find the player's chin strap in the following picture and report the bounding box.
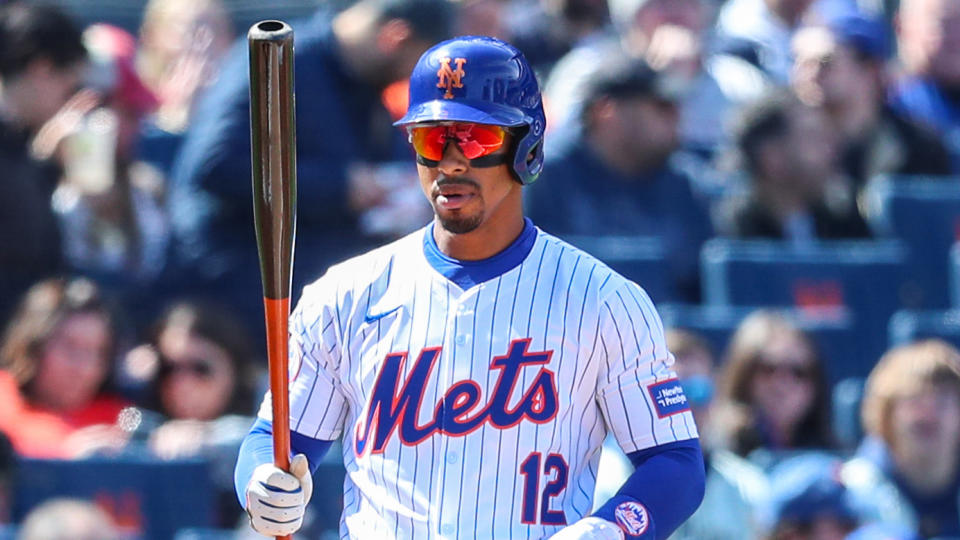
[416,152,510,168]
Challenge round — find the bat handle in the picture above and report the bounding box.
[264,296,292,540]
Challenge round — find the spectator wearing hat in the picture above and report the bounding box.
[0,3,87,328]
[527,55,713,301]
[841,340,960,539]
[791,14,951,192]
[717,90,872,243]
[760,453,862,540]
[890,0,960,172]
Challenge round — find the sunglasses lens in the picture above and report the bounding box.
[451,124,506,159]
[192,361,213,378]
[162,359,214,379]
[409,124,506,161]
[410,125,447,161]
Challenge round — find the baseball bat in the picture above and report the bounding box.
[248,20,297,540]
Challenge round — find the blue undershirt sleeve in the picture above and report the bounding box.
[234,417,334,508]
[591,438,706,539]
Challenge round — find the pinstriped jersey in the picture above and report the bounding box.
[260,220,698,539]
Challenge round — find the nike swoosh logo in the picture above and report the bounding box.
[364,306,401,324]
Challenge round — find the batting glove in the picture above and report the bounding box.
[246,453,313,536]
[548,517,625,540]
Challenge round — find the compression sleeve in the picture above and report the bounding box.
[591,438,705,539]
[234,417,334,508]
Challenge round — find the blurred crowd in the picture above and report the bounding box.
[1,0,960,538]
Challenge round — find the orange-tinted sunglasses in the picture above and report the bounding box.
[408,123,508,165]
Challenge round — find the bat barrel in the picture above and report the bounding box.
[249,20,296,301]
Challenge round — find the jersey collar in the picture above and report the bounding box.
[422,218,537,289]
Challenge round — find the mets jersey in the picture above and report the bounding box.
[260,218,698,539]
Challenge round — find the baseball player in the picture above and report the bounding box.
[235,36,705,539]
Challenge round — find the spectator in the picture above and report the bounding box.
[760,453,861,540]
[0,278,130,459]
[545,0,738,155]
[134,0,234,178]
[714,0,817,85]
[791,15,951,190]
[890,0,960,171]
[505,0,612,75]
[527,56,713,301]
[718,91,872,243]
[51,24,171,331]
[168,0,454,339]
[123,300,260,527]
[136,0,234,135]
[667,328,770,540]
[842,340,960,539]
[17,498,120,540]
[712,310,835,459]
[0,3,87,327]
[668,329,716,431]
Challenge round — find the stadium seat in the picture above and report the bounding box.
[888,309,960,349]
[864,175,960,309]
[561,235,673,303]
[700,239,910,378]
[13,457,214,540]
[658,304,859,384]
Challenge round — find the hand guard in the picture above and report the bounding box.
[548,516,626,540]
[245,454,313,536]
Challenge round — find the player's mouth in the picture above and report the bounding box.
[434,179,478,211]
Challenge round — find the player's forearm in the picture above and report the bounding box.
[592,438,706,539]
[234,418,334,508]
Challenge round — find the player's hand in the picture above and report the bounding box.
[548,516,625,540]
[246,454,313,536]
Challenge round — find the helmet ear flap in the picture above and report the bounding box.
[511,124,545,185]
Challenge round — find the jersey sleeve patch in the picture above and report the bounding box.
[646,378,690,418]
[614,500,650,536]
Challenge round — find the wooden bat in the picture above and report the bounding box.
[248,20,297,540]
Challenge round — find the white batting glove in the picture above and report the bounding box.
[548,517,625,540]
[245,454,313,536]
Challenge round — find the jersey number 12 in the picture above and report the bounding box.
[520,452,568,525]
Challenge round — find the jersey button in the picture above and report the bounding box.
[446,452,458,464]
[441,524,455,535]
[455,335,467,345]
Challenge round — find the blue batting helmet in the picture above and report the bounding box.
[394,36,546,184]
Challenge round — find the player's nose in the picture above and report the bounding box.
[437,141,469,176]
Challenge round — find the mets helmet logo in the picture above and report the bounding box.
[436,57,466,99]
[614,501,650,536]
